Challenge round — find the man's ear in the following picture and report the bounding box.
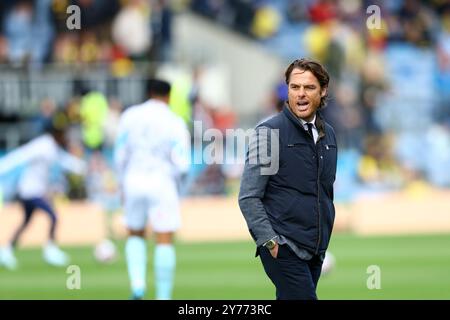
[321,87,328,98]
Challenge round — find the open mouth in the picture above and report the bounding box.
[297,101,309,110]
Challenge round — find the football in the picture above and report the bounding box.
[94,239,118,264]
[321,251,336,275]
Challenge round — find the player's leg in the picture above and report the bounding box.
[124,196,149,300]
[153,231,176,300]
[150,182,180,300]
[33,198,70,266]
[33,198,58,243]
[10,199,36,248]
[1,199,35,269]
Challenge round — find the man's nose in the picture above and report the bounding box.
[298,87,306,98]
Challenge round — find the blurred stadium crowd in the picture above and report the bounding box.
[0,0,450,203]
[0,0,173,67]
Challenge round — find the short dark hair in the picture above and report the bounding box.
[146,79,171,98]
[285,58,330,109]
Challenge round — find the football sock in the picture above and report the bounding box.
[154,244,176,300]
[125,236,147,297]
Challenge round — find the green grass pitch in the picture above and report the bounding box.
[1,233,450,299]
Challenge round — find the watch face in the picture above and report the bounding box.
[266,240,276,250]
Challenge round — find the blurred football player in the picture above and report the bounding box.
[0,121,86,269]
[114,79,190,300]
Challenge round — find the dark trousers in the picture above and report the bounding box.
[11,198,57,248]
[259,244,323,300]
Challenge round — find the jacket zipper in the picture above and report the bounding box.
[315,143,321,255]
[291,134,322,253]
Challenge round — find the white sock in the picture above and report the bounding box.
[154,244,176,300]
[125,236,147,296]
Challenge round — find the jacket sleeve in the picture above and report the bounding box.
[238,126,278,247]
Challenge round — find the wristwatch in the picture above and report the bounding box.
[264,238,277,250]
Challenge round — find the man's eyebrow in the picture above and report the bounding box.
[289,82,316,87]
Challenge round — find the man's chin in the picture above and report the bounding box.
[295,109,313,120]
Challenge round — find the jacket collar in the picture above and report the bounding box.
[283,103,326,141]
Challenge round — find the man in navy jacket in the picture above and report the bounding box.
[239,58,337,300]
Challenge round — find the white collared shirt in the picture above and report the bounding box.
[299,114,319,144]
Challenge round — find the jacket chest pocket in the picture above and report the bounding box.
[282,142,316,184]
[321,143,337,183]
